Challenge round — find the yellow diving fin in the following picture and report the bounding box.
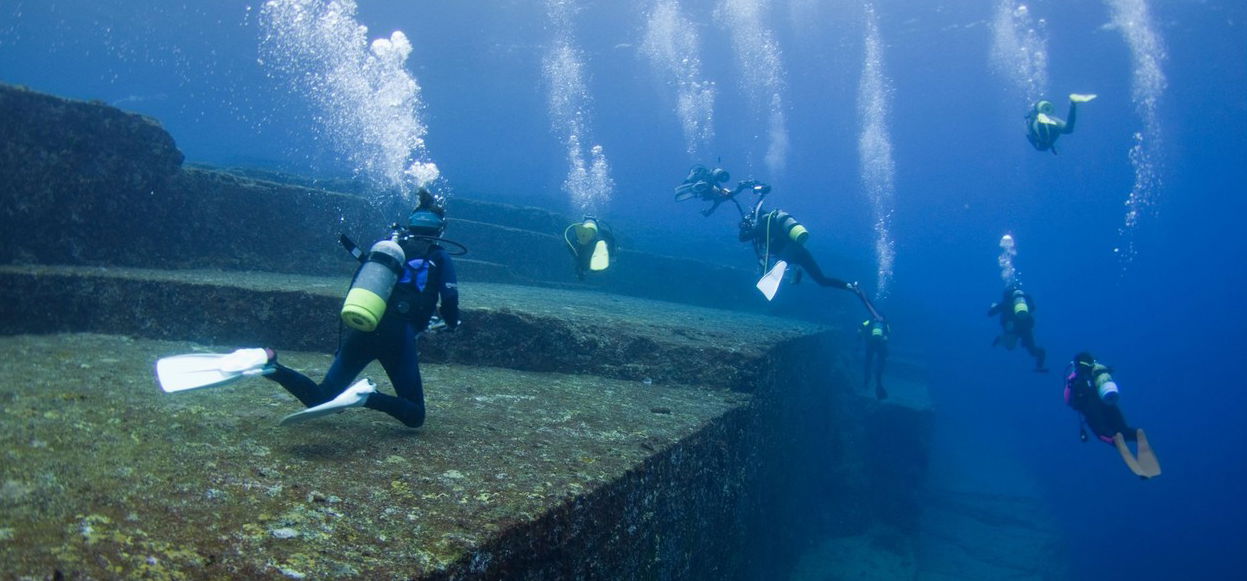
[1134,429,1162,478]
[1114,431,1161,479]
[1036,113,1060,126]
[1113,432,1147,477]
[589,240,610,271]
[1069,93,1098,103]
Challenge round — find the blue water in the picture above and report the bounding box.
[3,1,1245,579]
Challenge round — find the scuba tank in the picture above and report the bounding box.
[1092,363,1120,403]
[340,239,406,332]
[1011,289,1030,316]
[767,210,809,245]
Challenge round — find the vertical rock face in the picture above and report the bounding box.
[0,85,184,264]
[0,83,779,312]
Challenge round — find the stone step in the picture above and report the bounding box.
[0,264,823,392]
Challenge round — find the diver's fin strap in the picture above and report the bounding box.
[339,234,366,263]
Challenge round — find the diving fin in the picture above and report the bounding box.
[1134,429,1162,478]
[589,240,610,271]
[1113,432,1147,477]
[1035,113,1060,126]
[155,349,274,393]
[1069,93,1098,103]
[280,379,376,425]
[756,260,788,301]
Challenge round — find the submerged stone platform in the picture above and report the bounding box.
[0,267,926,579]
[0,333,746,578]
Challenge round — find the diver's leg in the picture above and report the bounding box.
[786,245,850,290]
[1105,405,1136,441]
[875,342,888,389]
[267,332,373,407]
[1064,101,1078,134]
[1021,333,1046,369]
[367,324,427,428]
[1083,402,1122,444]
[863,347,874,389]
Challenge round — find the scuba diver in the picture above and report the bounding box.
[859,316,891,400]
[674,164,880,318]
[563,216,616,280]
[988,285,1047,372]
[154,188,463,427]
[1065,352,1161,479]
[674,165,751,217]
[1025,93,1097,154]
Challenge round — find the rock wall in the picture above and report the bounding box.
[0,83,766,312]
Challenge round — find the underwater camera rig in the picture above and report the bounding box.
[674,164,771,219]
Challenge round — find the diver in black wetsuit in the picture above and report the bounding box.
[265,189,460,427]
[1025,93,1097,154]
[860,317,891,400]
[563,216,616,280]
[988,285,1047,372]
[1064,352,1162,478]
[739,209,855,292]
[1065,353,1133,444]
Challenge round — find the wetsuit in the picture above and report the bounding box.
[267,241,459,427]
[860,319,890,399]
[1026,99,1080,154]
[988,287,1046,370]
[1066,365,1136,443]
[740,210,850,290]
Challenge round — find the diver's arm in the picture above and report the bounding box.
[436,249,460,329]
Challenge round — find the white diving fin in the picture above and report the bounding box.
[155,348,273,393]
[1035,113,1060,126]
[589,240,610,271]
[756,260,788,301]
[280,379,376,425]
[1069,93,1098,103]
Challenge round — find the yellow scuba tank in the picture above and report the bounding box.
[1011,290,1029,316]
[341,239,406,332]
[1092,364,1119,403]
[573,218,598,246]
[770,211,809,245]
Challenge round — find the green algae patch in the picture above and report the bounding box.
[0,334,744,578]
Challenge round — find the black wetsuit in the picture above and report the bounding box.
[1066,366,1136,443]
[988,287,1046,370]
[740,210,850,290]
[267,242,459,427]
[861,319,890,399]
[1026,100,1080,154]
